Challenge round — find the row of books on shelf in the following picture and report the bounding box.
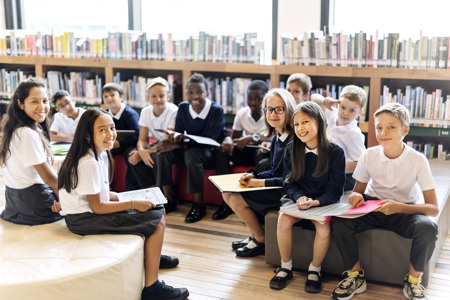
[0,30,264,64]
[279,30,450,69]
[407,141,449,160]
[380,85,450,128]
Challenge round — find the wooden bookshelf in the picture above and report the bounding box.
[0,56,449,148]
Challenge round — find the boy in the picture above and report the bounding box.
[311,85,366,191]
[331,103,439,300]
[49,90,85,142]
[155,73,226,223]
[102,83,140,157]
[286,73,312,104]
[124,77,178,212]
[214,80,270,220]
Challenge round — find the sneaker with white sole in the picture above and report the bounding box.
[331,269,367,300]
[403,274,427,300]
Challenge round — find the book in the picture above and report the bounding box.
[155,129,221,147]
[116,129,136,141]
[117,187,167,205]
[280,200,383,222]
[208,173,282,193]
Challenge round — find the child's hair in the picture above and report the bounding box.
[52,90,71,106]
[339,85,367,108]
[146,77,169,94]
[57,108,114,192]
[374,102,410,126]
[186,73,208,90]
[0,77,52,166]
[247,79,269,95]
[286,73,312,95]
[262,88,297,137]
[102,83,124,96]
[286,101,332,183]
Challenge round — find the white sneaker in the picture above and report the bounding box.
[332,269,367,300]
[403,274,427,300]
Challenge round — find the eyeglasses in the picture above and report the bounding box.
[264,107,286,114]
[56,101,70,110]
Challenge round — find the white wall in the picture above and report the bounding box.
[0,0,5,30]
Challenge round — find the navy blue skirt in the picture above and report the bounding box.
[1,184,62,225]
[242,188,285,216]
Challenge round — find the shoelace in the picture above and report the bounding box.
[339,272,358,288]
[410,280,425,296]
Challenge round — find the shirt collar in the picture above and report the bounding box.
[379,143,408,165]
[112,103,126,120]
[305,147,318,155]
[277,132,289,142]
[189,99,211,119]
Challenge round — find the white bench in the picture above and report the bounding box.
[0,210,144,300]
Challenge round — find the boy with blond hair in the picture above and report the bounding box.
[286,73,312,104]
[312,85,366,190]
[331,103,439,300]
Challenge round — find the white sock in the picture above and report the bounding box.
[308,263,321,281]
[277,259,293,277]
[241,237,250,244]
[246,240,257,249]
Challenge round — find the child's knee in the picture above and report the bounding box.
[277,213,295,232]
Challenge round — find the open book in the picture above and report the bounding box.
[155,129,220,147]
[116,129,136,141]
[208,173,282,193]
[280,200,382,222]
[117,187,168,205]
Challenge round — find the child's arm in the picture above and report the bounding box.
[375,189,439,217]
[310,93,340,112]
[87,193,156,214]
[34,161,61,212]
[50,131,71,142]
[348,180,368,208]
[346,161,358,174]
[135,126,155,167]
[233,130,254,150]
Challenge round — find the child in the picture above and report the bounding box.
[223,88,297,257]
[214,79,270,221]
[49,89,86,142]
[57,108,188,300]
[270,101,345,293]
[124,77,178,212]
[0,77,62,225]
[286,73,312,104]
[102,83,140,157]
[311,85,366,191]
[331,103,439,300]
[155,73,226,223]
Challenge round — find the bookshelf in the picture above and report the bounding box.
[0,56,449,150]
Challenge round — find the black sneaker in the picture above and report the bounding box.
[160,255,179,269]
[403,274,427,300]
[141,281,189,300]
[331,269,366,300]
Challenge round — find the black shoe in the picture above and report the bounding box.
[160,255,179,269]
[184,202,206,223]
[141,281,189,300]
[269,267,293,290]
[212,202,234,220]
[164,201,178,214]
[235,237,265,257]
[305,270,322,293]
[232,237,250,250]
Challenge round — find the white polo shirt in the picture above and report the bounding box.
[232,106,265,136]
[4,127,48,189]
[139,102,178,141]
[353,144,436,204]
[325,108,365,164]
[59,150,110,215]
[50,107,86,138]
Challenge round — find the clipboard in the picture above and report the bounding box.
[208,173,282,193]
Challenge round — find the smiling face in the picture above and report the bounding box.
[92,114,117,154]
[337,97,363,126]
[55,96,78,119]
[102,89,123,115]
[294,110,319,149]
[287,82,308,104]
[147,84,170,116]
[18,86,50,123]
[265,95,287,134]
[247,89,264,114]
[375,112,409,158]
[186,82,208,114]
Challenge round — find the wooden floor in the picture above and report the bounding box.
[159,202,450,300]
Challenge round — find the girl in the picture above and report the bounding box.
[269,102,345,293]
[0,77,62,225]
[222,88,297,257]
[57,108,188,300]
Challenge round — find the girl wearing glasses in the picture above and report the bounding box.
[222,88,297,257]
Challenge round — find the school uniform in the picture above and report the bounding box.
[156,99,226,194]
[1,127,62,225]
[325,108,365,190]
[50,107,86,139]
[60,150,163,238]
[240,132,292,217]
[124,102,178,190]
[108,103,140,157]
[331,144,438,272]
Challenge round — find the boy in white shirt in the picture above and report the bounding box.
[331,103,439,300]
[125,77,178,212]
[50,90,85,142]
[311,85,366,191]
